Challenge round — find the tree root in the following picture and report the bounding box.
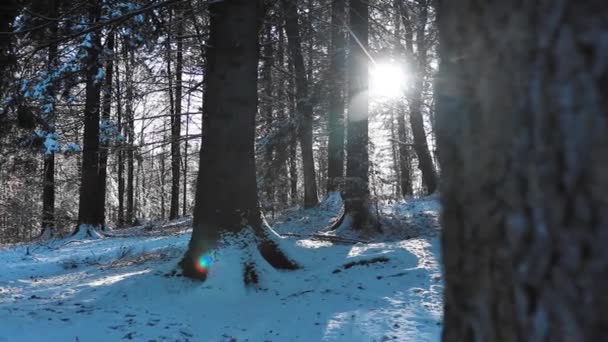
[332,256,390,273]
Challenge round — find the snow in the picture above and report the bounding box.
[0,197,443,341]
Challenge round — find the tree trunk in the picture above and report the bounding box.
[394,0,413,197]
[76,0,103,235]
[326,0,346,192]
[169,8,183,220]
[261,20,275,209]
[183,84,191,216]
[181,0,297,282]
[115,47,125,227]
[97,31,114,229]
[344,0,374,231]
[408,0,437,194]
[125,44,135,226]
[41,0,58,236]
[436,1,608,341]
[396,108,413,197]
[282,0,318,208]
[274,23,290,207]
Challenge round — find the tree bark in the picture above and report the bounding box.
[326,0,346,192]
[96,31,114,228]
[394,2,413,197]
[181,0,297,281]
[274,23,290,207]
[125,44,135,226]
[436,1,608,341]
[170,7,183,220]
[344,0,374,231]
[261,20,275,209]
[76,0,103,233]
[282,0,318,208]
[407,0,437,194]
[115,50,125,227]
[41,0,59,235]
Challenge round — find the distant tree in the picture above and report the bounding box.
[437,1,608,340]
[405,0,437,195]
[41,0,60,238]
[180,0,298,282]
[282,0,319,208]
[169,5,183,220]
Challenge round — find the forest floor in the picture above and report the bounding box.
[0,196,443,342]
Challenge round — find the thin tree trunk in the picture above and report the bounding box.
[125,44,135,226]
[170,8,183,220]
[115,50,125,227]
[41,0,59,236]
[182,80,191,216]
[390,111,402,198]
[274,22,290,207]
[282,0,318,208]
[437,1,608,340]
[261,20,275,209]
[396,107,413,196]
[407,0,436,194]
[97,31,114,228]
[394,0,413,197]
[326,0,346,192]
[181,0,297,281]
[76,0,103,233]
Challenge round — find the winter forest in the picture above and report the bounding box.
[1,0,607,341]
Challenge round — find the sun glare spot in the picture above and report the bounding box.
[370,62,408,100]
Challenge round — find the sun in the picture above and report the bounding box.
[370,61,409,100]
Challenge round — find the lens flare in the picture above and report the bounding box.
[194,254,214,275]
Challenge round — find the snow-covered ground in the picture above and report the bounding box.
[0,197,443,342]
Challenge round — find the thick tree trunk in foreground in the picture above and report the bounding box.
[76,0,103,234]
[344,0,374,231]
[326,0,346,192]
[437,1,608,341]
[282,0,319,208]
[181,0,297,282]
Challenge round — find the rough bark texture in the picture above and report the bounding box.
[125,45,135,226]
[396,106,413,197]
[181,0,297,280]
[407,0,437,195]
[282,0,319,208]
[76,0,103,231]
[115,52,125,227]
[344,0,374,230]
[436,1,608,341]
[96,31,114,227]
[326,0,346,192]
[261,21,275,208]
[170,8,183,220]
[42,0,59,233]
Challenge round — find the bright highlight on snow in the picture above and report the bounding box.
[370,61,408,99]
[195,254,214,274]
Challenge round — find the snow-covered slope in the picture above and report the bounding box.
[0,197,443,342]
